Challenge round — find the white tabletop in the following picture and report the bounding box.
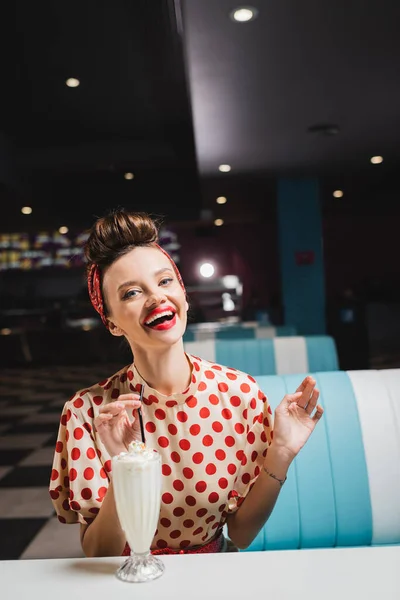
[2,546,399,600]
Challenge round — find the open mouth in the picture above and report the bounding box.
[144,310,176,329]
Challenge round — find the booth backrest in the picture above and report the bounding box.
[183,324,297,342]
[240,369,400,551]
[184,336,339,375]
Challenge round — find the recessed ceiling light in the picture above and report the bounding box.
[218,164,231,173]
[230,7,258,22]
[124,172,134,180]
[59,226,69,234]
[214,219,224,226]
[216,196,227,204]
[199,262,215,278]
[21,206,32,215]
[370,155,383,164]
[333,190,344,198]
[66,78,80,88]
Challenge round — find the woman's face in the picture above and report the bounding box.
[102,246,188,349]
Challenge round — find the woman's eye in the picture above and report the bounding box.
[160,277,173,286]
[123,289,139,300]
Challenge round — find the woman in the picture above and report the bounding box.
[49,209,323,557]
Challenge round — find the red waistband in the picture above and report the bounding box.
[122,531,224,556]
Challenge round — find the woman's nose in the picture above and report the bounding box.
[144,292,167,310]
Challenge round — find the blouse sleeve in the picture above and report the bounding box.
[227,386,273,513]
[49,398,111,525]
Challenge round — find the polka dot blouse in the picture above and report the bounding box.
[49,354,273,551]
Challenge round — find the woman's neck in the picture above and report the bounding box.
[131,341,192,396]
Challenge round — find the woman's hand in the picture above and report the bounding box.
[271,376,324,462]
[93,393,143,457]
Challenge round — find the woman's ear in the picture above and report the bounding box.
[108,320,124,337]
[185,299,189,312]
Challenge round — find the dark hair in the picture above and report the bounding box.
[85,209,159,271]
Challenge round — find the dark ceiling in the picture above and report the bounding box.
[1,0,400,233]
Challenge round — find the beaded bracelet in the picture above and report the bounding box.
[263,466,287,487]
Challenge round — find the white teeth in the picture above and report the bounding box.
[145,310,174,326]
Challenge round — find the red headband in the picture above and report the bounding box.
[87,244,185,328]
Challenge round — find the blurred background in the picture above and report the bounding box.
[1,0,400,559]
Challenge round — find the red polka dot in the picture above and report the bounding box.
[170,410,186,426]
[162,492,174,504]
[192,452,204,464]
[219,503,226,512]
[206,515,216,523]
[196,508,207,519]
[189,424,201,436]
[173,479,184,491]
[221,408,232,420]
[65,430,69,442]
[179,439,191,451]
[73,427,83,440]
[193,527,203,535]
[227,372,237,381]
[93,396,103,406]
[186,395,198,408]
[155,408,166,420]
[195,481,207,493]
[240,383,251,393]
[73,398,84,408]
[241,454,248,466]
[158,436,169,448]
[209,394,219,405]
[166,400,178,408]
[60,414,67,426]
[198,382,207,391]
[83,422,92,434]
[180,469,192,481]
[170,530,181,539]
[157,539,168,549]
[268,405,273,415]
[111,388,120,399]
[206,463,216,475]
[218,382,229,393]
[168,424,178,435]
[270,430,274,439]
[180,540,191,549]
[235,423,245,434]
[202,435,213,447]
[98,486,107,499]
[242,408,248,420]
[251,450,258,462]
[205,370,215,379]
[211,522,219,530]
[200,407,210,419]
[173,507,185,517]
[162,464,171,476]
[87,448,96,459]
[185,495,196,506]
[212,365,222,371]
[104,460,112,473]
[84,468,94,480]
[49,490,59,500]
[61,458,67,470]
[254,466,260,477]
[248,375,256,383]
[64,476,69,487]
[218,478,228,489]
[192,374,196,384]
[212,421,223,433]
[58,516,66,523]
[247,431,256,445]
[81,488,92,500]
[62,499,70,512]
[70,500,81,511]
[208,492,219,503]
[227,463,237,475]
[160,518,171,528]
[55,441,63,453]
[225,436,235,447]
[230,396,241,407]
[194,361,200,371]
[100,468,107,479]
[236,449,244,461]
[242,473,251,485]
[171,451,181,463]
[71,448,80,460]
[146,422,156,433]
[69,468,77,481]
[183,519,194,528]
[261,431,268,443]
[66,409,72,422]
[250,398,257,410]
[264,416,270,428]
[215,449,226,461]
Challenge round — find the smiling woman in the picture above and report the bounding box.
[48,208,324,559]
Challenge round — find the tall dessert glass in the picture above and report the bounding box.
[112,442,164,583]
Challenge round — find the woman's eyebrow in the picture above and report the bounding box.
[117,268,173,292]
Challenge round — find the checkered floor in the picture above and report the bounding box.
[0,364,121,560]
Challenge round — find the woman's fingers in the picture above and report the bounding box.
[305,388,319,415]
[312,405,324,422]
[99,398,141,416]
[297,377,316,410]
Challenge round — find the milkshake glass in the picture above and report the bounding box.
[112,442,164,582]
